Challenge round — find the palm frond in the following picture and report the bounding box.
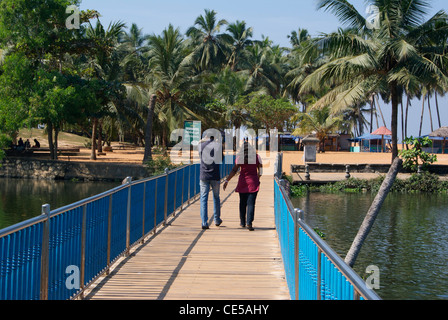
[317,0,366,30]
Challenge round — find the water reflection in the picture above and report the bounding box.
[0,178,119,229]
[292,192,448,300]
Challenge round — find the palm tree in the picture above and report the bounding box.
[285,28,324,110]
[300,0,448,161]
[185,9,229,72]
[84,19,126,160]
[146,24,204,146]
[240,41,283,97]
[211,66,247,105]
[224,20,253,71]
[287,28,311,48]
[292,106,344,152]
[119,23,149,82]
[343,103,371,137]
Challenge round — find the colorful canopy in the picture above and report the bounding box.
[371,126,392,136]
[348,134,392,142]
[429,127,448,138]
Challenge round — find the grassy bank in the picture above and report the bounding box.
[288,172,448,198]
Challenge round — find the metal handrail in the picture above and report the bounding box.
[0,175,159,239]
[0,165,190,238]
[274,176,381,300]
[0,159,235,300]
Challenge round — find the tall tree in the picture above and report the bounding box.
[300,0,448,161]
[84,19,127,160]
[185,9,229,72]
[224,20,253,71]
[241,42,283,97]
[146,24,203,146]
[119,23,149,82]
[292,105,344,152]
[143,94,157,163]
[0,0,104,159]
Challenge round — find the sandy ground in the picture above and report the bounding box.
[23,131,448,182]
[281,151,448,182]
[282,150,448,168]
[21,129,448,171]
[57,146,148,164]
[53,147,448,179]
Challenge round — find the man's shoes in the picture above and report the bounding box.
[215,220,222,227]
[202,225,209,230]
[247,224,254,231]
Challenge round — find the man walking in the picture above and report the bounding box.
[198,132,222,229]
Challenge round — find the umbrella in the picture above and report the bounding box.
[371,127,392,153]
[429,127,448,154]
[371,126,392,136]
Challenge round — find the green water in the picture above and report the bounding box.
[0,178,119,230]
[291,192,448,300]
[2,178,447,300]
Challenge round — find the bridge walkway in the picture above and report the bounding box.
[84,175,289,300]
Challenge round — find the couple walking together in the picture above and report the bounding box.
[199,135,262,231]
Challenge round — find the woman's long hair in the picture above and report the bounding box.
[237,141,257,165]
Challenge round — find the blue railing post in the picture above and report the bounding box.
[164,168,169,226]
[124,177,132,255]
[153,179,158,234]
[141,181,146,243]
[106,195,112,274]
[80,204,87,298]
[187,165,191,205]
[181,167,185,212]
[40,204,51,300]
[293,208,300,300]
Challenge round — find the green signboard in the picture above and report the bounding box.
[184,120,201,146]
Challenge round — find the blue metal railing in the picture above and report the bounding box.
[274,177,381,300]
[0,159,235,300]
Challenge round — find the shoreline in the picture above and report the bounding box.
[2,148,448,182]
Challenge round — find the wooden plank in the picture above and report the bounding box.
[84,175,289,300]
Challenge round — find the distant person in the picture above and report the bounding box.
[17,138,24,151]
[33,139,40,148]
[198,132,223,230]
[25,139,31,149]
[223,142,262,231]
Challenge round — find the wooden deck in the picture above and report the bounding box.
[84,175,289,300]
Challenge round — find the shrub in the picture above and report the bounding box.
[290,184,309,197]
[144,155,179,176]
[404,172,441,193]
[290,173,447,197]
[399,136,437,172]
[0,134,11,163]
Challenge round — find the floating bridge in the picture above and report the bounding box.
[0,155,380,300]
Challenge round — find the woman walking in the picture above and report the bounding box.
[223,142,262,231]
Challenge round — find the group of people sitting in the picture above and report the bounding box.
[10,138,40,152]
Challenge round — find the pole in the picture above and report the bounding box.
[40,204,51,300]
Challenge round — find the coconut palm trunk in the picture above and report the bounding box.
[390,83,399,160]
[90,118,97,161]
[419,93,425,137]
[427,93,434,132]
[47,122,55,160]
[435,92,442,128]
[345,157,402,268]
[143,94,157,163]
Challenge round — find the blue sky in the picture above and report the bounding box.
[79,0,447,139]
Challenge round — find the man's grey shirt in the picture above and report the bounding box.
[199,139,222,181]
